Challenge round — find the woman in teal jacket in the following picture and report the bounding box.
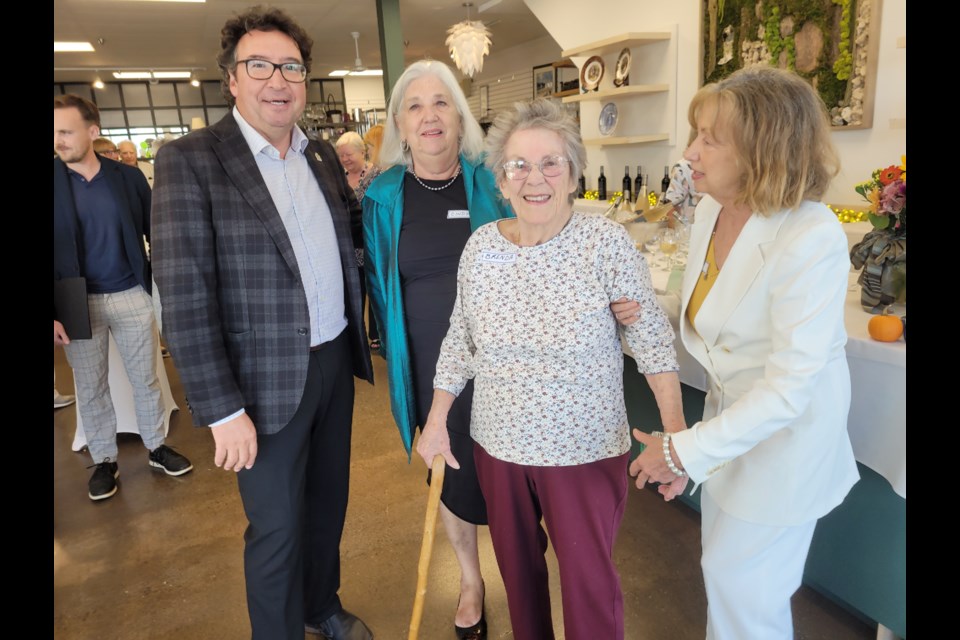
[363,60,511,640]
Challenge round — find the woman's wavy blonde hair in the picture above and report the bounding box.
[689,66,839,215]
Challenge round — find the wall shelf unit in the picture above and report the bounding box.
[563,84,669,104]
[583,134,670,146]
[561,32,671,59]
[564,27,677,149]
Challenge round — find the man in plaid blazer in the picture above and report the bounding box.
[151,7,373,640]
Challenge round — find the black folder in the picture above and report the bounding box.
[54,277,91,340]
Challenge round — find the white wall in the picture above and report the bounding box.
[524,0,906,206]
[343,76,387,112]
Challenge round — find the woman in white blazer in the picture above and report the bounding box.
[630,66,860,640]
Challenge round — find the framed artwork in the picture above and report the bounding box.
[701,0,881,128]
[532,64,556,99]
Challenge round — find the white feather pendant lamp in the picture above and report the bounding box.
[445,20,492,78]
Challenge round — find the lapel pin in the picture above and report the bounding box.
[315,152,322,162]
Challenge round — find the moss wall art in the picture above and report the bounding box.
[702,0,881,128]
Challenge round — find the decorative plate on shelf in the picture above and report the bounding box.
[581,55,605,92]
[598,102,618,136]
[613,48,631,87]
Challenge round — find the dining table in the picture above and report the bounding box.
[613,214,906,640]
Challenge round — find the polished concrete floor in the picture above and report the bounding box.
[54,348,877,639]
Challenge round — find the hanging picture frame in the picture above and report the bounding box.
[532,63,556,99]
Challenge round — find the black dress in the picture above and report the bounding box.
[398,171,487,525]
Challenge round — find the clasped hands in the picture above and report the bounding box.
[630,429,689,502]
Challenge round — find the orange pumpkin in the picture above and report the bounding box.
[868,313,903,342]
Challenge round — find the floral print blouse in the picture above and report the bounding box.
[434,212,679,466]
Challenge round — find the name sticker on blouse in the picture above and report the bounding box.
[479,251,517,264]
[447,209,470,219]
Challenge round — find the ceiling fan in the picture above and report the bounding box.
[350,32,366,72]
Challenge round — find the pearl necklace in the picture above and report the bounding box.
[410,163,462,191]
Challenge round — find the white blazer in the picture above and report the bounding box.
[670,196,859,526]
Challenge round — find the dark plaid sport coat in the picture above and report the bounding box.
[151,112,373,433]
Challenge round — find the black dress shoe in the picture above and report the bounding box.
[305,609,373,640]
[454,600,487,640]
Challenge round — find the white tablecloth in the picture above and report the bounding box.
[71,331,179,451]
[629,261,906,498]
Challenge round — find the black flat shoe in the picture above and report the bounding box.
[454,599,486,640]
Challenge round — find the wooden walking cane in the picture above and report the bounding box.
[408,454,446,640]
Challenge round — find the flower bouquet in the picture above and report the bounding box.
[850,157,906,312]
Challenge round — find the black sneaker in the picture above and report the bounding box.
[88,459,119,501]
[148,445,193,476]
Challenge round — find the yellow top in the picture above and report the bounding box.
[686,233,719,332]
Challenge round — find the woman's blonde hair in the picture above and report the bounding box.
[363,124,384,166]
[688,66,839,215]
[379,60,484,170]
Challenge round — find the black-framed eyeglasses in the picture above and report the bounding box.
[236,58,308,83]
[502,155,570,180]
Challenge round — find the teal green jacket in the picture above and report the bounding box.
[363,155,513,456]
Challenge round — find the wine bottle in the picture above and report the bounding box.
[622,166,632,204]
[598,166,607,200]
[634,173,648,212]
[661,165,671,203]
[577,174,586,199]
[634,166,643,203]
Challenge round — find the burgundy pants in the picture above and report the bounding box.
[474,444,629,640]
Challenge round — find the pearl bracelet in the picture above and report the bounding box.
[662,432,687,477]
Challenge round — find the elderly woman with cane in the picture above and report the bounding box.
[416,98,687,640]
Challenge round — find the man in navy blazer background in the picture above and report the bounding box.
[152,7,374,640]
[54,94,193,502]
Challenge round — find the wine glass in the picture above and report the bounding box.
[643,233,661,266]
[659,228,680,270]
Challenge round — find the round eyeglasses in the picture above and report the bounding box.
[502,155,570,181]
[236,58,308,83]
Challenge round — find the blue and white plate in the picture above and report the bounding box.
[598,102,618,136]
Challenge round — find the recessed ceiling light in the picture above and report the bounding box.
[55,42,95,52]
[92,77,105,89]
[329,70,350,77]
[152,71,192,79]
[351,69,383,76]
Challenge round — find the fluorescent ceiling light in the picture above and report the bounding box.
[113,71,153,79]
[152,71,191,79]
[329,69,383,77]
[55,42,95,52]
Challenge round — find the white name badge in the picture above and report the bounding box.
[447,209,470,219]
[479,251,518,264]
